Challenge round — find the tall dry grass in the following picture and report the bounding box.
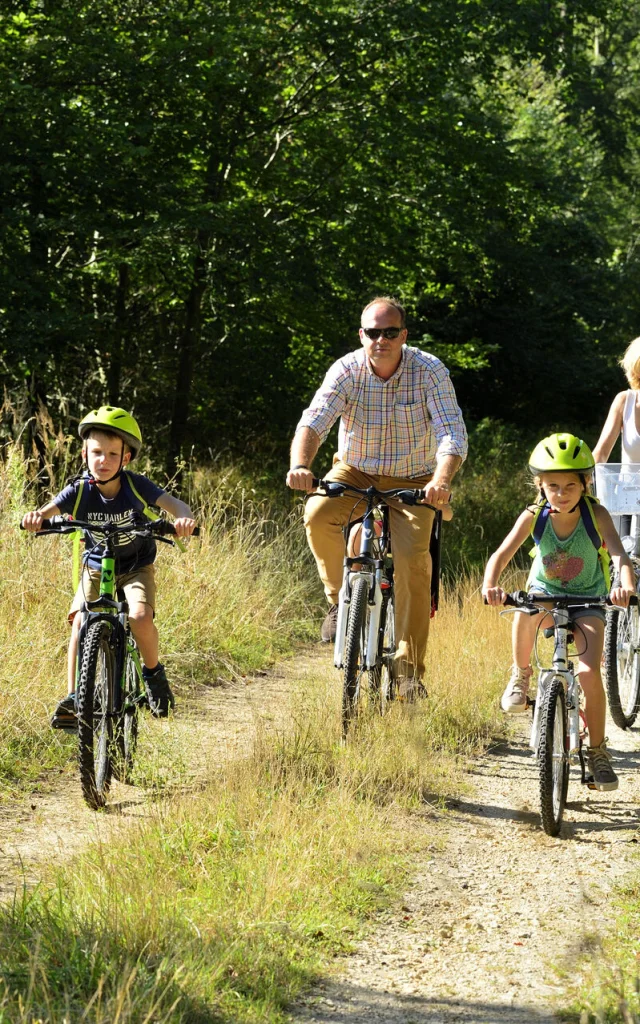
[0,442,319,797]
[0,437,527,1021]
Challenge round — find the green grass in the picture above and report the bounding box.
[561,875,640,1023]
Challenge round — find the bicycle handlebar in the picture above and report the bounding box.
[311,478,438,512]
[22,516,200,538]
[498,590,638,608]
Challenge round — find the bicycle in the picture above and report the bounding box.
[501,591,636,837]
[595,463,640,729]
[28,514,198,809]
[310,479,441,738]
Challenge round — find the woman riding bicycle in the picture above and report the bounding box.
[482,433,634,791]
[21,405,196,725]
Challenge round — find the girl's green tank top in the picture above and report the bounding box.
[527,514,607,596]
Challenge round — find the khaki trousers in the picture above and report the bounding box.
[304,460,435,680]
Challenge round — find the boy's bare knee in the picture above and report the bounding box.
[129,603,154,627]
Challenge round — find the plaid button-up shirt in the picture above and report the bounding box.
[297,346,468,479]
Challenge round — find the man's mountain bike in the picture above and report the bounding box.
[29,515,198,810]
[310,480,440,738]
[501,591,635,837]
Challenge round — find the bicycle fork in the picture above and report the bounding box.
[334,568,383,669]
[530,607,582,760]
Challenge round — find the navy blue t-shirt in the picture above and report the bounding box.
[53,472,166,573]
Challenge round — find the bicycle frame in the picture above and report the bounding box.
[528,603,583,758]
[334,498,389,671]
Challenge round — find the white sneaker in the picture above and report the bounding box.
[501,666,532,713]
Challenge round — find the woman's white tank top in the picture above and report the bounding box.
[622,389,640,463]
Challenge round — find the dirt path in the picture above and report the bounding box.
[0,656,318,900]
[291,714,640,1023]
[2,652,640,1021]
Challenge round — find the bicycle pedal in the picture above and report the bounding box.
[526,697,535,710]
[584,774,597,791]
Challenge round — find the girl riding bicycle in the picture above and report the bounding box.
[482,433,635,791]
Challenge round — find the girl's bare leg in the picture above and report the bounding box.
[575,616,606,747]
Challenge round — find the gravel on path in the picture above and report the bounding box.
[291,715,640,1024]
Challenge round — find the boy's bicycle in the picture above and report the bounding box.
[29,514,198,810]
[310,479,441,738]
[594,463,640,729]
[501,591,636,837]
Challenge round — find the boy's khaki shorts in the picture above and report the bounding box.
[68,564,156,621]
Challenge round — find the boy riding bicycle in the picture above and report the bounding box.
[21,406,197,726]
[482,433,635,791]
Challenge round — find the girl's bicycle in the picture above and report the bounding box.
[501,590,637,837]
[30,514,197,809]
[595,463,640,729]
[310,479,441,737]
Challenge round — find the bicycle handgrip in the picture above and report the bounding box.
[152,521,200,537]
[311,479,346,497]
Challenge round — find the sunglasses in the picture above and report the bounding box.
[362,327,403,340]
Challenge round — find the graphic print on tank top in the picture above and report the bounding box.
[541,550,584,586]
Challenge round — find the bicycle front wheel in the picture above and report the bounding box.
[603,602,640,730]
[369,593,397,711]
[538,676,569,837]
[76,621,116,810]
[114,645,141,785]
[342,577,368,737]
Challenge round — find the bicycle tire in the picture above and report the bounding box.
[538,676,569,837]
[342,576,368,736]
[76,621,116,810]
[369,594,397,710]
[114,646,140,785]
[603,602,640,730]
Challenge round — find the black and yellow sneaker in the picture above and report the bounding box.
[143,664,175,718]
[51,692,77,731]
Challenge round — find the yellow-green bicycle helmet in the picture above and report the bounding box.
[528,432,595,474]
[78,406,142,458]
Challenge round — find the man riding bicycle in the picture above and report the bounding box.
[286,296,467,697]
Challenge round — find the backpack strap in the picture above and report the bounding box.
[579,495,612,591]
[528,499,551,557]
[71,478,87,591]
[122,471,186,552]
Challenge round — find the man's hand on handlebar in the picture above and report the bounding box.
[422,479,451,508]
[286,467,315,492]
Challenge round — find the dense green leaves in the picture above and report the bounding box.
[2,0,640,471]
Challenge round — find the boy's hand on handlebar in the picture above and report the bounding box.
[482,585,507,606]
[173,517,197,538]
[21,511,44,533]
[286,467,315,492]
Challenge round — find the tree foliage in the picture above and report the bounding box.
[2,0,640,474]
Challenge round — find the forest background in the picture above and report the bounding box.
[3,0,640,565]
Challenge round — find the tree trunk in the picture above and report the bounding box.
[165,230,211,480]
[107,262,129,404]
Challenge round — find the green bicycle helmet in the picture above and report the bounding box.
[528,432,595,474]
[78,406,142,458]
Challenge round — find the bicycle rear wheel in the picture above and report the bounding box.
[603,601,640,730]
[76,621,116,810]
[114,644,141,784]
[342,577,368,737]
[369,593,397,711]
[538,676,569,837]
